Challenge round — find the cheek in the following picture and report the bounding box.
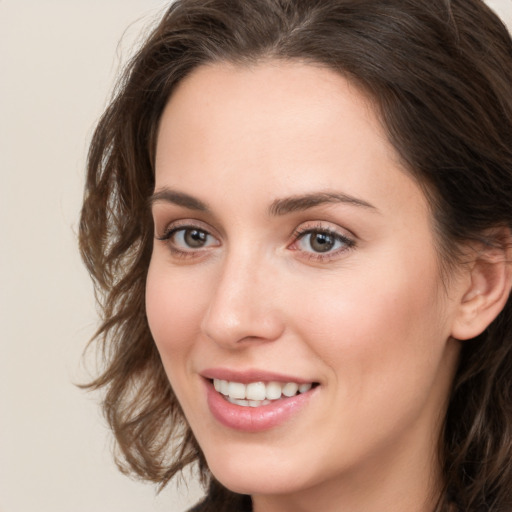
[292,256,450,402]
[145,258,207,364]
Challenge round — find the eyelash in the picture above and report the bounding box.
[155,222,356,262]
[155,222,218,260]
[290,225,356,262]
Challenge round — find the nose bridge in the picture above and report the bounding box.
[201,243,283,347]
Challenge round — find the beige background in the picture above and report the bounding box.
[1,1,511,511]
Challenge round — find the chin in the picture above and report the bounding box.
[203,445,320,497]
[213,469,303,496]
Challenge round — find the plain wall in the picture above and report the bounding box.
[0,2,203,511]
[1,1,511,511]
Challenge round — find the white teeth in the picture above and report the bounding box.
[228,381,246,399]
[246,382,266,401]
[299,383,312,393]
[220,379,230,396]
[266,381,282,400]
[282,382,299,397]
[227,396,271,407]
[213,378,314,404]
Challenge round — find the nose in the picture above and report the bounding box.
[200,249,285,349]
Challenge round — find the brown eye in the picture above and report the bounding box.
[183,228,209,248]
[291,227,355,259]
[309,232,336,253]
[159,226,219,251]
[297,230,342,253]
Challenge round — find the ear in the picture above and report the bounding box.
[451,232,512,341]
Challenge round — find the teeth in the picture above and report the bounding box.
[266,381,282,400]
[220,379,229,395]
[227,397,271,407]
[246,382,266,401]
[299,383,312,393]
[282,382,299,397]
[230,398,249,407]
[228,381,246,399]
[214,379,314,404]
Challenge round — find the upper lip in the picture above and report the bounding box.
[201,367,316,384]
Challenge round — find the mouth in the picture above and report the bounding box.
[212,378,317,408]
[202,369,320,431]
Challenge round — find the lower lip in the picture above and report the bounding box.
[205,380,316,432]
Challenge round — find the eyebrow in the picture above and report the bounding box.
[149,187,378,215]
[149,188,210,211]
[268,192,378,216]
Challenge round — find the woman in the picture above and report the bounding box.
[79,0,512,510]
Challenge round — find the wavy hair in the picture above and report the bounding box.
[79,0,512,510]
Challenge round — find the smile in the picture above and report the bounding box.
[213,379,314,407]
[206,377,318,431]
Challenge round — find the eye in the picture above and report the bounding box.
[289,225,355,260]
[298,231,340,253]
[156,223,220,257]
[173,227,214,249]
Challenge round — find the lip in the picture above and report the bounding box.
[202,370,318,432]
[201,367,315,384]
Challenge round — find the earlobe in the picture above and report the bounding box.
[451,237,512,341]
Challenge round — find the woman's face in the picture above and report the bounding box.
[147,61,464,508]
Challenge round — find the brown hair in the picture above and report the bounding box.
[79,0,512,510]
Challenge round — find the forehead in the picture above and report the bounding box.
[161,61,372,138]
[154,60,428,225]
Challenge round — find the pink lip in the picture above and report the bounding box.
[201,367,314,384]
[202,374,318,433]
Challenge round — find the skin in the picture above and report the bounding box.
[146,61,470,512]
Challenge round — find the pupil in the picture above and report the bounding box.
[311,232,334,253]
[185,229,207,248]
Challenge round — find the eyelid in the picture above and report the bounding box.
[156,218,218,240]
[288,222,356,262]
[155,219,221,259]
